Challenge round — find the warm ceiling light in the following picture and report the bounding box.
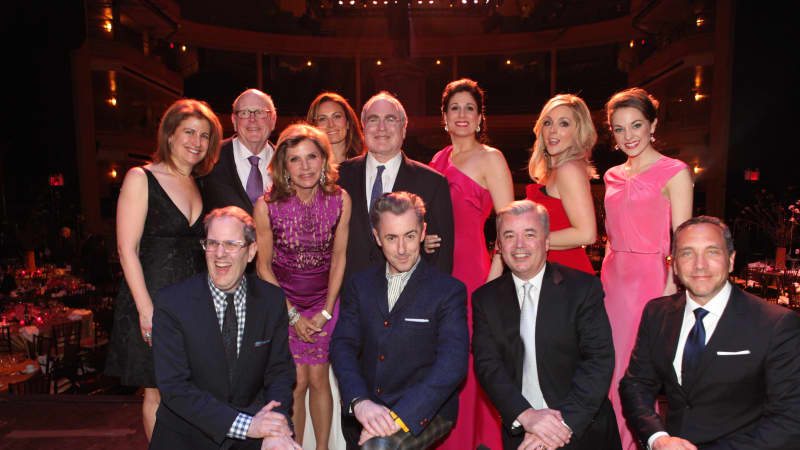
[110,168,118,178]
[435,59,441,65]
[306,60,312,66]
[108,97,117,106]
[103,21,113,33]
[696,15,705,27]
[629,40,634,48]
[694,93,708,101]
[181,45,187,52]
[376,60,383,66]
[693,165,701,174]
[506,59,511,65]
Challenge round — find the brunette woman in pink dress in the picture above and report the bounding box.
[427,78,514,450]
[526,94,598,274]
[254,124,352,449]
[601,88,693,449]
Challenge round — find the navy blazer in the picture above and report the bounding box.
[330,259,468,436]
[150,273,295,450]
[472,263,619,450]
[620,286,800,449]
[336,153,454,281]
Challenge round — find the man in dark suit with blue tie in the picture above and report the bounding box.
[331,191,468,449]
[151,206,300,450]
[337,92,454,282]
[620,216,800,449]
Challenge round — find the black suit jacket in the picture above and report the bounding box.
[336,153,454,281]
[620,286,800,449]
[331,259,469,436]
[150,274,296,450]
[200,138,272,215]
[472,263,619,450]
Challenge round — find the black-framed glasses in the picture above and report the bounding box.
[235,108,272,120]
[200,239,249,253]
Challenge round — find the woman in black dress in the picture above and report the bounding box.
[105,99,222,441]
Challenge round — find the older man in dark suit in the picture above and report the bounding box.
[620,216,800,450]
[331,192,468,449]
[472,200,620,450]
[337,92,454,281]
[151,207,299,450]
[201,89,277,215]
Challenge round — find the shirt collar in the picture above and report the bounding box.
[685,280,731,318]
[385,255,421,281]
[366,151,402,173]
[207,274,248,307]
[233,136,271,162]
[511,264,546,293]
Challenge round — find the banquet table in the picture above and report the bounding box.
[0,356,41,393]
[1,306,94,354]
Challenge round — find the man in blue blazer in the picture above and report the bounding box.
[151,207,299,450]
[331,192,468,449]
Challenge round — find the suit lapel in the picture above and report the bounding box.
[685,287,743,394]
[233,276,264,388]
[370,266,390,319]
[388,260,429,317]
[495,273,524,384]
[224,138,255,208]
[392,153,413,193]
[663,294,686,390]
[197,280,230,391]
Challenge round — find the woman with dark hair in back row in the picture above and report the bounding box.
[106,99,223,441]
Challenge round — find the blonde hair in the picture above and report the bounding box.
[528,94,597,183]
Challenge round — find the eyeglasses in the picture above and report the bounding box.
[364,115,402,128]
[235,108,272,120]
[200,239,249,253]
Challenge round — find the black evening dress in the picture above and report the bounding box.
[105,168,204,387]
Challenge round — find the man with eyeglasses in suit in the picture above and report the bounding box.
[201,89,277,215]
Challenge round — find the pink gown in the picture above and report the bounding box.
[601,156,687,449]
[430,146,503,450]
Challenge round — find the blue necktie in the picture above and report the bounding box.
[370,165,386,213]
[681,307,709,383]
[245,156,263,205]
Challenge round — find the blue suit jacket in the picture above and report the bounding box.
[150,274,296,450]
[330,259,468,435]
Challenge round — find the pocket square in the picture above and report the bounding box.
[404,318,429,323]
[254,339,271,347]
[717,350,750,355]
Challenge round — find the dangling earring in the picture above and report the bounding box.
[614,144,620,150]
[444,125,449,132]
[476,125,481,133]
[650,134,655,143]
[320,171,326,185]
[285,174,291,185]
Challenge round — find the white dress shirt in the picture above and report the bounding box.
[233,137,274,192]
[647,281,732,449]
[365,151,403,210]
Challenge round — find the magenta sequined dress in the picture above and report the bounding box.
[266,187,344,365]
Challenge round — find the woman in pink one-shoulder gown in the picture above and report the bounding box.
[427,79,514,450]
[601,88,693,450]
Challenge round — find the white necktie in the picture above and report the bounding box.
[520,282,545,409]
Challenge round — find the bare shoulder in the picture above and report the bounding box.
[479,145,510,170]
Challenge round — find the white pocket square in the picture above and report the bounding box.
[404,318,429,323]
[717,350,750,355]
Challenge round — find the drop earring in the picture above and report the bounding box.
[650,134,655,143]
[444,125,449,132]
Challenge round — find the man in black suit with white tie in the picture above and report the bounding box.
[620,216,800,449]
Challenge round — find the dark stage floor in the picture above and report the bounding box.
[0,395,148,449]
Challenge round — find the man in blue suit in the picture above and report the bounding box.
[151,207,300,450]
[331,191,469,449]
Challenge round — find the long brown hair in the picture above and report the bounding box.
[306,92,365,159]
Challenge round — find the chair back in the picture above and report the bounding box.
[8,370,48,394]
[0,326,11,354]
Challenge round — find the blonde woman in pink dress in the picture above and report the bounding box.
[601,88,693,449]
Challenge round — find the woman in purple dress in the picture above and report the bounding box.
[254,124,351,449]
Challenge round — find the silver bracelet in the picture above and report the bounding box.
[321,309,332,320]
[288,307,300,326]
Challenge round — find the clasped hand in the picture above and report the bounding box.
[516,408,572,449]
[354,399,400,444]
